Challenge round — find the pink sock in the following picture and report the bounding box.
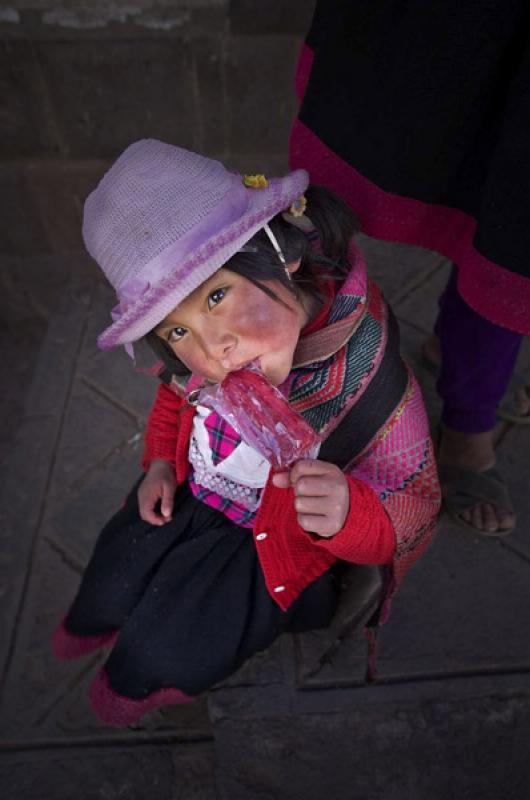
[89,667,195,727]
[51,617,118,660]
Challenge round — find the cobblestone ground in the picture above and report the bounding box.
[1,237,529,799]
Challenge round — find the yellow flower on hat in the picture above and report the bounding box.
[288,194,307,217]
[243,174,269,189]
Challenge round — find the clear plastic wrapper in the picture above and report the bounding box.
[192,362,320,470]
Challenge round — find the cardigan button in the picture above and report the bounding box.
[256,532,268,541]
[273,585,286,593]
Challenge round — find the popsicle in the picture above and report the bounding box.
[193,363,320,470]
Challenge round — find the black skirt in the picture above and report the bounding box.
[62,481,338,707]
[290,0,530,334]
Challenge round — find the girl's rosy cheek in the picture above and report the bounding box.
[186,354,208,375]
[171,344,201,375]
[238,306,270,331]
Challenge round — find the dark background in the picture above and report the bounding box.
[2,4,530,799]
[1,0,314,478]
[2,0,314,256]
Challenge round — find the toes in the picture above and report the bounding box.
[456,505,481,529]
[470,504,485,531]
[497,510,516,531]
[481,504,499,533]
[458,503,515,533]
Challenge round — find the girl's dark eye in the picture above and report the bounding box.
[167,326,187,343]
[208,287,226,309]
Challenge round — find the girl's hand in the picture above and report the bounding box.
[271,459,350,538]
[138,459,177,526]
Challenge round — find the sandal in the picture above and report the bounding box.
[439,463,516,537]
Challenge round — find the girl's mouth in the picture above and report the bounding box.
[233,357,262,373]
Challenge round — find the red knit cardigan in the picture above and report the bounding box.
[143,385,398,612]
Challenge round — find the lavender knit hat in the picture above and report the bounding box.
[83,139,309,351]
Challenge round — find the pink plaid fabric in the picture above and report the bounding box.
[204,412,241,465]
[188,410,261,527]
[188,479,258,527]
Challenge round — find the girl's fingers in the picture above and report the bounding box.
[294,495,331,515]
[140,505,165,526]
[139,484,170,526]
[272,472,335,497]
[289,459,334,480]
[161,481,175,519]
[271,471,291,489]
[290,460,343,490]
[272,462,341,492]
[297,514,337,537]
[293,475,335,497]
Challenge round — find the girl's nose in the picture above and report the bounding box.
[219,343,238,371]
[205,330,238,369]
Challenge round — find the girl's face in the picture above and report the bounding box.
[154,262,316,386]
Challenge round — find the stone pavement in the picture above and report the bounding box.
[1,237,529,799]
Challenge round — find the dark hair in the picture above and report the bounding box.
[145,184,359,377]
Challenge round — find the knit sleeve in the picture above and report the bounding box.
[308,475,395,563]
[142,382,184,470]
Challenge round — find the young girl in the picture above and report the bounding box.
[52,139,440,727]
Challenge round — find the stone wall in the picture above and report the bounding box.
[1,1,314,255]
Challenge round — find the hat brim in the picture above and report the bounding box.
[97,169,309,350]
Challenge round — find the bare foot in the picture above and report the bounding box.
[438,425,516,533]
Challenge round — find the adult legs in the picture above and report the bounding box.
[428,267,523,532]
